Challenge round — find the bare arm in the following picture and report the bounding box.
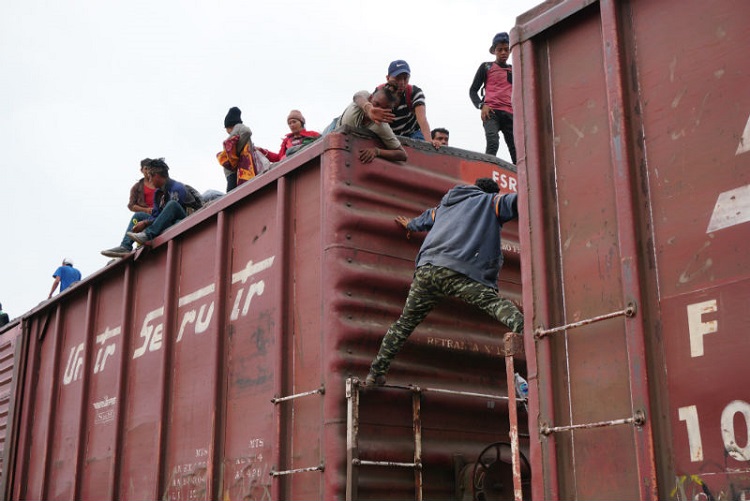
[414,105,442,149]
[359,146,407,164]
[48,276,61,299]
[354,91,395,124]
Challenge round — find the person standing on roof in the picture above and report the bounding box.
[469,32,517,164]
[101,158,202,257]
[0,303,9,328]
[351,60,443,149]
[257,110,321,162]
[366,178,524,386]
[217,107,262,192]
[48,258,82,298]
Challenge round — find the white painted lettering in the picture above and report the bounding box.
[721,400,750,462]
[133,307,164,359]
[678,405,704,462]
[94,326,121,374]
[686,300,717,357]
[63,343,85,385]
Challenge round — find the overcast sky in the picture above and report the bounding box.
[0,0,541,318]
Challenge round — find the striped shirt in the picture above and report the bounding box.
[389,84,426,137]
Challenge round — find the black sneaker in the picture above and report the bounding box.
[101,246,132,258]
[365,372,386,386]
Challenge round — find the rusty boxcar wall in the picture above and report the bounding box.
[514,0,750,499]
[0,131,525,500]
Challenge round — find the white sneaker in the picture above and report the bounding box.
[127,231,150,245]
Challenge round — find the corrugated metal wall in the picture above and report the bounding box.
[515,0,750,499]
[0,131,525,500]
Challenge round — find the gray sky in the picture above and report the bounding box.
[0,0,540,318]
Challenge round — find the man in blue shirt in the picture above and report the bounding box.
[48,258,82,298]
[366,178,524,386]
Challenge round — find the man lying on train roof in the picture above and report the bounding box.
[101,158,202,258]
[334,87,408,164]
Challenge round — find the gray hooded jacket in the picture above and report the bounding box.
[407,185,518,289]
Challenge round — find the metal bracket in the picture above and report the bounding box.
[271,385,325,404]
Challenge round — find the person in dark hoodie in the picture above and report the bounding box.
[366,178,524,386]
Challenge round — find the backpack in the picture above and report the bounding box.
[183,184,204,213]
[376,83,414,111]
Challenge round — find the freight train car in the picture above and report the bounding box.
[513,0,750,499]
[0,129,525,500]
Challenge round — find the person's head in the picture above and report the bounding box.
[140,158,153,178]
[386,59,411,93]
[475,177,500,194]
[431,128,449,146]
[62,258,74,267]
[490,32,510,64]
[287,109,305,134]
[224,106,243,133]
[370,87,399,110]
[147,158,170,187]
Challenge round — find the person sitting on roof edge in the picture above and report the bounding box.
[101,158,202,258]
[49,258,81,298]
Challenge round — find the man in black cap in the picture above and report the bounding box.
[469,32,517,163]
[101,158,202,257]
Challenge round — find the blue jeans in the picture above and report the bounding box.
[144,200,187,240]
[484,109,516,163]
[321,117,338,136]
[120,212,151,249]
[403,129,425,141]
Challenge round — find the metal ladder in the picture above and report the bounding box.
[345,332,527,501]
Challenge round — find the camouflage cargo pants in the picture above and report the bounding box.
[369,264,524,377]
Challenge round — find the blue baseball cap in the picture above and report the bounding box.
[490,32,510,53]
[387,60,411,77]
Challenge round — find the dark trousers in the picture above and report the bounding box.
[484,109,516,164]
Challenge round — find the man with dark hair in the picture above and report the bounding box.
[0,303,9,328]
[366,178,523,386]
[431,128,449,146]
[470,32,517,163]
[48,258,82,298]
[337,87,408,164]
[101,158,202,257]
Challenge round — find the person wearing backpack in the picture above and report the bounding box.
[352,60,443,149]
[101,158,203,257]
[469,32,517,164]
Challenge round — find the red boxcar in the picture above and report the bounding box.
[0,129,525,500]
[514,0,750,499]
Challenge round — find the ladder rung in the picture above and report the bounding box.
[535,303,637,339]
[270,463,324,476]
[354,459,421,469]
[540,410,646,435]
[271,385,324,404]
